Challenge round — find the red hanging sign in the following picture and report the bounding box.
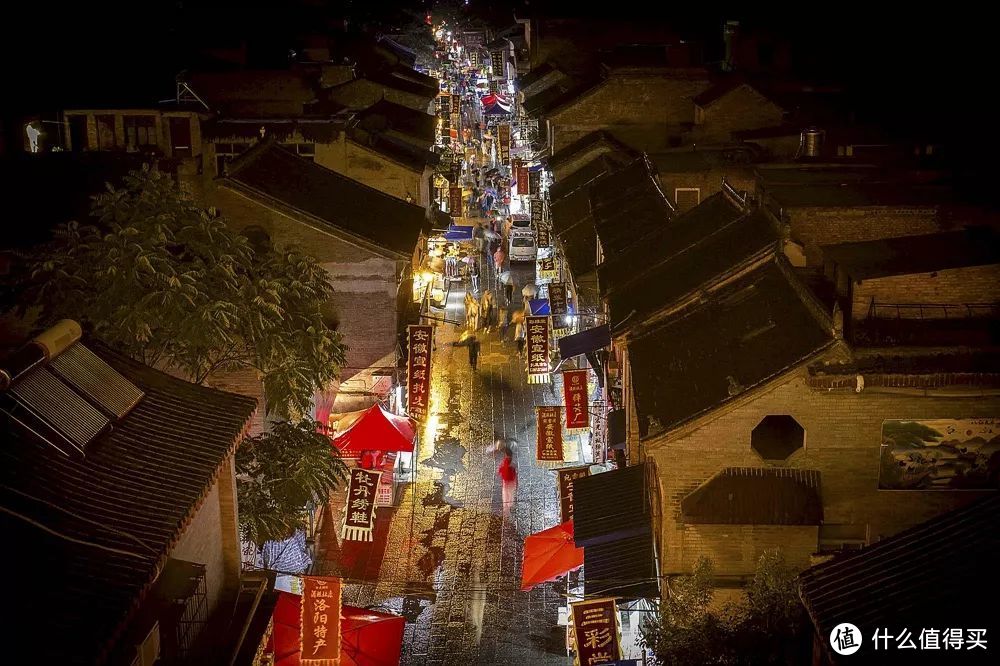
[301,576,342,665]
[536,406,564,462]
[407,325,433,420]
[342,468,383,541]
[557,465,591,522]
[516,165,530,195]
[563,369,589,432]
[571,597,622,665]
[526,315,550,383]
[449,187,463,217]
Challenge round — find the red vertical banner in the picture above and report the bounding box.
[526,315,550,383]
[342,468,383,541]
[516,165,530,195]
[301,576,342,665]
[498,123,510,163]
[557,465,591,522]
[562,369,589,432]
[449,187,463,217]
[571,598,622,665]
[536,406,564,462]
[407,325,433,420]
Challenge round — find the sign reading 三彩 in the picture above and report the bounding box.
[301,576,342,665]
[537,406,564,462]
[563,369,589,432]
[342,468,383,541]
[407,325,433,420]
[557,465,590,522]
[571,597,622,665]
[548,282,568,316]
[526,315,550,383]
[879,418,1000,490]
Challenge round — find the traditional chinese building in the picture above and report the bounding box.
[0,322,263,664]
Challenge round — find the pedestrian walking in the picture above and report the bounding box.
[498,306,510,340]
[468,336,481,371]
[504,280,515,306]
[514,319,526,356]
[493,245,506,273]
[498,449,517,518]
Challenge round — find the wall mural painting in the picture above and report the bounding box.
[879,418,1000,490]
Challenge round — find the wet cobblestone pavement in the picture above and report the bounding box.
[317,261,576,664]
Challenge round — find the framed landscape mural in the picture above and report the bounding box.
[879,419,1000,490]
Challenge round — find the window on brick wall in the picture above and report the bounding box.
[751,415,804,460]
[818,524,868,553]
[124,116,157,151]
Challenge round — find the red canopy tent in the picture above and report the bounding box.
[331,404,416,454]
[520,520,584,590]
[269,591,406,666]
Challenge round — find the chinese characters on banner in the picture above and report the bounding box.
[537,257,559,280]
[301,576,342,665]
[549,282,568,316]
[470,50,480,67]
[526,315,550,384]
[491,50,505,77]
[437,95,449,114]
[563,369,590,432]
[536,224,552,249]
[516,165,530,195]
[407,325,433,420]
[529,169,541,195]
[557,465,591,522]
[489,79,501,95]
[536,406,564,462]
[342,468,383,541]
[498,124,510,164]
[531,198,544,227]
[451,94,461,114]
[449,187,463,217]
[571,598,622,665]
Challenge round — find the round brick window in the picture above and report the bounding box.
[752,415,805,461]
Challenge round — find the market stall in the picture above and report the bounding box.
[329,405,417,507]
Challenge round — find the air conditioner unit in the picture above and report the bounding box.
[130,623,161,666]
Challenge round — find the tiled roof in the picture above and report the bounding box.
[798,493,1000,662]
[549,152,633,202]
[354,98,436,144]
[628,260,833,434]
[573,463,650,547]
[765,182,951,209]
[366,67,439,100]
[822,227,1000,280]
[590,161,674,255]
[546,130,633,171]
[649,145,758,173]
[224,140,428,257]
[516,62,556,89]
[0,343,256,664]
[604,206,780,330]
[681,468,823,525]
[524,77,603,117]
[558,220,599,279]
[203,118,346,143]
[185,69,319,116]
[348,128,438,172]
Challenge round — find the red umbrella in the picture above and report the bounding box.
[332,404,416,453]
[520,520,584,591]
[269,591,406,666]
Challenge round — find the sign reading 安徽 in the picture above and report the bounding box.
[536,406,564,462]
[526,315,550,383]
[407,325,433,420]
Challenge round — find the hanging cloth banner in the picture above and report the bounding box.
[491,50,505,77]
[536,224,552,250]
[570,597,623,666]
[301,576,342,665]
[407,325,433,420]
[516,165,530,195]
[548,282,568,316]
[563,369,590,432]
[342,468,383,542]
[498,124,510,163]
[536,406,564,462]
[526,315,550,383]
[557,465,591,522]
[529,169,541,195]
[531,197,544,227]
[449,187,463,217]
[537,257,559,280]
[451,94,461,113]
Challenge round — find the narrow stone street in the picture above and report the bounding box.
[316,261,576,664]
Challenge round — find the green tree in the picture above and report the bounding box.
[640,550,810,665]
[236,418,348,547]
[26,165,345,418]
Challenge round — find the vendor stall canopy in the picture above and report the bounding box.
[331,404,416,453]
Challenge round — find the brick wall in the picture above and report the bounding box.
[789,208,942,266]
[695,86,785,143]
[170,479,229,614]
[551,143,617,182]
[642,364,997,578]
[657,169,756,209]
[850,264,1000,319]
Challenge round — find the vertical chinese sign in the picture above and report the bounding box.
[536,224,551,250]
[449,187,463,217]
[571,598,622,665]
[407,325,433,421]
[491,50,505,77]
[557,465,590,522]
[301,576,342,665]
[537,257,559,280]
[531,198,544,227]
[498,123,510,164]
[536,406,564,462]
[342,468,382,541]
[526,315,550,384]
[516,164,530,195]
[563,369,589,432]
[549,282,568,316]
[528,169,541,196]
[451,94,461,114]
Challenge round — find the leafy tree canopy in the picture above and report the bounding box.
[26,165,346,418]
